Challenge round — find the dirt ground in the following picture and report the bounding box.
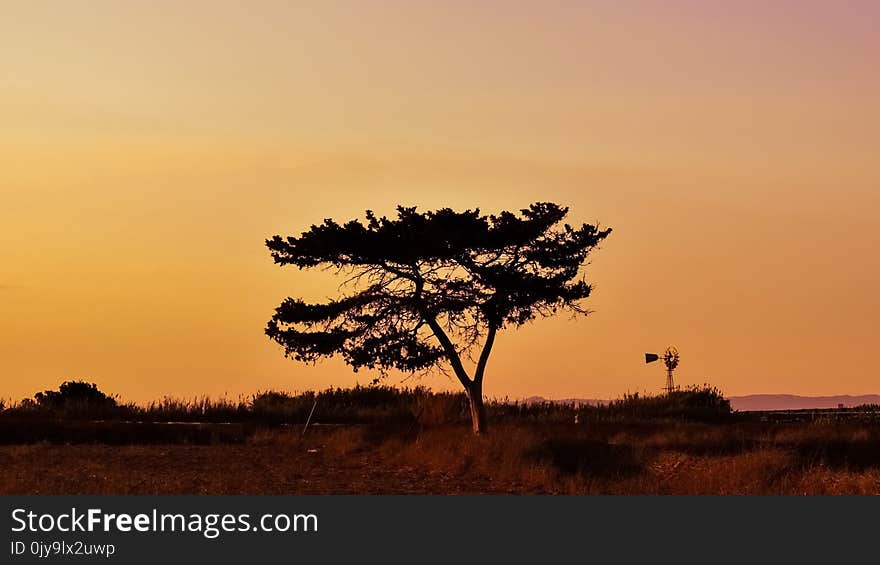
[3,423,880,495]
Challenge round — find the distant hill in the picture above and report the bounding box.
[520,394,880,411]
[727,394,880,411]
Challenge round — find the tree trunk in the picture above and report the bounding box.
[467,383,487,434]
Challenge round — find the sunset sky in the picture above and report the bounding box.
[2,1,878,403]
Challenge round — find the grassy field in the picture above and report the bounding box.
[3,383,879,495]
[3,420,880,495]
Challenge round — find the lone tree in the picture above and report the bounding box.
[266,202,611,434]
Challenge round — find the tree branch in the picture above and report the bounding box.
[473,324,496,387]
[424,315,472,389]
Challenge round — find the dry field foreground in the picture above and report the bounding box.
[3,421,880,495]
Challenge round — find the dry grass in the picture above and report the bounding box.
[3,421,880,495]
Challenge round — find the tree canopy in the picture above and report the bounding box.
[266,202,611,432]
[34,381,116,409]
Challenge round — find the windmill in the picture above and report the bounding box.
[645,347,680,394]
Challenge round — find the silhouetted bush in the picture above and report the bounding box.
[582,386,732,422]
[251,386,467,426]
[34,381,117,409]
[13,381,125,420]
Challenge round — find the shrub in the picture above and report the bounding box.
[251,391,311,424]
[411,391,468,426]
[583,385,732,422]
[34,381,117,409]
[17,381,123,420]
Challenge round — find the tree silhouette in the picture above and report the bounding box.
[34,381,116,409]
[266,202,611,433]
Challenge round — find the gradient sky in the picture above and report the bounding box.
[2,1,878,403]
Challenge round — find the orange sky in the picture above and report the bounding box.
[2,1,878,402]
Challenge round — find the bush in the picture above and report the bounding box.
[23,381,124,419]
[411,391,468,426]
[34,381,117,409]
[250,386,466,426]
[582,386,732,422]
[251,391,312,424]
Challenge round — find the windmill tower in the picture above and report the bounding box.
[645,347,680,395]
